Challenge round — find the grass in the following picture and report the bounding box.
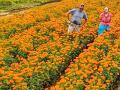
[0,0,59,12]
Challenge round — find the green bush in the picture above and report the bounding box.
[0,0,12,6]
[0,0,61,11]
[9,46,28,59]
[3,28,16,39]
[3,56,20,66]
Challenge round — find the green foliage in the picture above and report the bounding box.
[82,35,94,48]
[0,0,59,11]
[102,68,111,80]
[32,37,47,50]
[48,27,56,32]
[49,35,54,41]
[25,72,44,90]
[9,46,28,59]
[9,46,19,57]
[3,28,16,39]
[94,44,109,56]
[39,57,49,62]
[112,55,120,63]
[16,23,34,30]
[68,48,82,60]
[3,56,20,66]
[110,67,119,74]
[18,50,28,59]
[43,27,55,36]
[100,44,109,56]
[44,14,50,21]
[109,34,116,45]
[77,84,84,90]
[0,82,11,90]
[105,33,116,46]
[53,11,62,18]
[0,0,12,10]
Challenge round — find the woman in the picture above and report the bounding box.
[98,7,112,35]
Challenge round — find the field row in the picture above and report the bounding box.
[46,12,120,90]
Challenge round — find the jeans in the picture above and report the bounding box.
[98,23,110,35]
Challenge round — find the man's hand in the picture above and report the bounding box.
[83,19,87,25]
[81,19,87,30]
[67,20,71,24]
[65,12,68,16]
[81,25,84,30]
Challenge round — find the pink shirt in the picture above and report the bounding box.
[100,13,112,26]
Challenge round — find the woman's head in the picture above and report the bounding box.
[104,7,109,13]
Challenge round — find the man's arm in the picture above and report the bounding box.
[66,12,70,20]
[82,12,88,27]
[66,9,76,20]
[83,18,87,26]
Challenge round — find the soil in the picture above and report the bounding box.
[110,76,120,90]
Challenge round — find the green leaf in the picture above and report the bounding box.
[77,84,84,90]
[102,69,111,80]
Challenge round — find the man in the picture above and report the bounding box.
[67,4,88,33]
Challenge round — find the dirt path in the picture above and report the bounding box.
[112,78,120,90]
[0,0,61,17]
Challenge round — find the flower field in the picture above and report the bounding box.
[46,12,120,90]
[0,0,120,90]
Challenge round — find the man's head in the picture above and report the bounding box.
[104,7,109,13]
[79,4,84,11]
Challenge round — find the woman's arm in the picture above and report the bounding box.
[109,13,112,22]
[99,13,103,22]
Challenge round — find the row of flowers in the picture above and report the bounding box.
[0,19,96,90]
[46,12,120,90]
